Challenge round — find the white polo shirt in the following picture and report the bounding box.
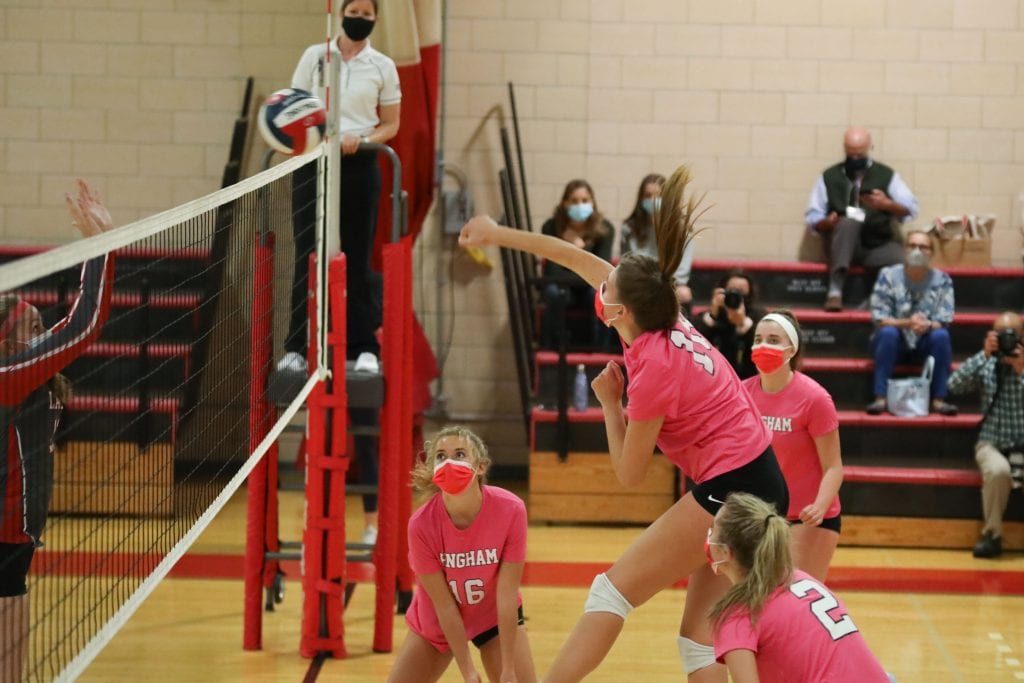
[291,40,402,138]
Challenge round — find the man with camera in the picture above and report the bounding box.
[948,311,1024,559]
[697,269,765,379]
[805,126,919,312]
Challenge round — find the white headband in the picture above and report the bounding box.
[760,313,800,352]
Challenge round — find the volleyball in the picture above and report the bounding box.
[257,88,326,156]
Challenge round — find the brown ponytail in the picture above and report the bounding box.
[616,165,707,331]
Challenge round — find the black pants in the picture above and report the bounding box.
[286,154,382,513]
[286,152,382,358]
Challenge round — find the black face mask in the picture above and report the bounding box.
[342,16,375,42]
[844,156,869,178]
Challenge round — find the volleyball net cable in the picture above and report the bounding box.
[0,149,324,682]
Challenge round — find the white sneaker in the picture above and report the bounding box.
[353,352,379,374]
[361,526,377,546]
[276,351,307,373]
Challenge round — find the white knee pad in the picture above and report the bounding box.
[677,636,716,675]
[583,573,634,619]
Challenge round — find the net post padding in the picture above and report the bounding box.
[243,229,277,650]
[374,237,414,652]
[299,254,349,659]
[397,237,416,594]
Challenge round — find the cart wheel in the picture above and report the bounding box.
[265,570,286,611]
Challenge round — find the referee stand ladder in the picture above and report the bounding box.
[243,143,415,659]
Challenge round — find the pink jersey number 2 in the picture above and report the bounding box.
[789,577,859,641]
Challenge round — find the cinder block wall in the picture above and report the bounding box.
[2,0,1023,464]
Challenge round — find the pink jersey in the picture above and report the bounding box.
[405,485,527,651]
[743,372,841,520]
[715,570,889,683]
[623,316,771,483]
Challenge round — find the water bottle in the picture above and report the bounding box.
[573,364,589,412]
[1009,452,1024,490]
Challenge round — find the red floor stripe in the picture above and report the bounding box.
[32,551,1024,596]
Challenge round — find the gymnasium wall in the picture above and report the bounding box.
[1,0,1023,461]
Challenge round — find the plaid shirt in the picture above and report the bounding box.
[948,351,1024,451]
[869,265,955,348]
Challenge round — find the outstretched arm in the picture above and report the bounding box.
[460,216,613,289]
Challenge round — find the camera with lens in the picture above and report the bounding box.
[995,328,1021,358]
[723,288,745,311]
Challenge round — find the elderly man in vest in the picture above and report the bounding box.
[805,126,919,311]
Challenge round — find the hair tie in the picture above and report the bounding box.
[764,513,775,530]
[760,313,800,351]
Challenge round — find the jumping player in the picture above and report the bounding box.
[0,179,116,682]
[459,165,788,683]
[386,426,536,683]
[708,492,890,682]
[743,311,842,580]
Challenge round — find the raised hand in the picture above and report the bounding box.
[65,179,112,237]
[459,215,499,248]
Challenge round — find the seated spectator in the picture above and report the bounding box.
[866,230,957,416]
[696,269,765,379]
[805,126,918,311]
[620,173,694,313]
[947,312,1024,559]
[539,180,615,350]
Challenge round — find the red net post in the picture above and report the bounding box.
[243,230,276,650]
[374,238,414,652]
[396,237,415,594]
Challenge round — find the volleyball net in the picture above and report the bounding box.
[0,151,322,681]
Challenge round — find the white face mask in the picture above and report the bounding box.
[26,330,52,349]
[906,247,930,268]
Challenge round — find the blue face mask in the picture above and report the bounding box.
[566,202,594,223]
[640,197,661,215]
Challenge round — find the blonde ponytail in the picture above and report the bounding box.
[708,493,793,631]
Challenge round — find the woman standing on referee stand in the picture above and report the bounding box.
[387,426,536,683]
[709,492,890,682]
[459,165,788,683]
[282,0,401,545]
[742,310,843,581]
[0,180,115,683]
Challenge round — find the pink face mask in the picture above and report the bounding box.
[431,459,476,495]
[594,281,623,328]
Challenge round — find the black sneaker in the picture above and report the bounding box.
[972,532,1002,559]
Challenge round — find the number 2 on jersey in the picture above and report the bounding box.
[670,319,714,375]
[790,577,859,640]
[448,578,485,605]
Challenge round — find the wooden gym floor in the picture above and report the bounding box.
[74,488,1024,682]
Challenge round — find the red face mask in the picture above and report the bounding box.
[750,343,789,374]
[431,459,476,495]
[594,282,623,327]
